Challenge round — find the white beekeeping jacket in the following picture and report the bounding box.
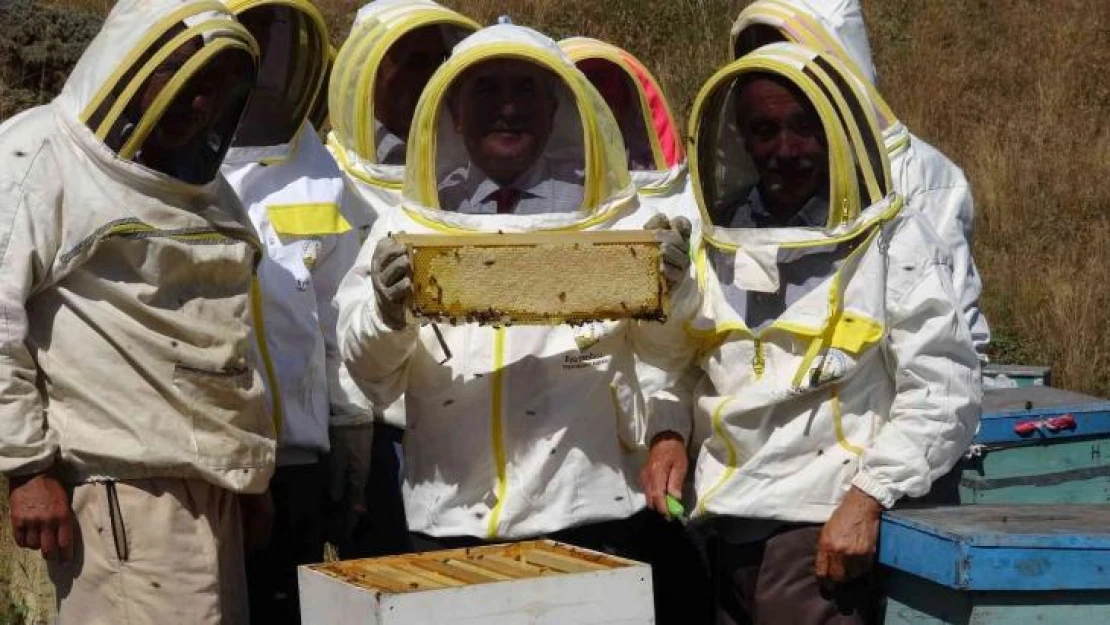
[335,24,675,540]
[221,0,370,462]
[0,0,278,492]
[731,0,991,358]
[639,43,980,524]
[325,0,480,428]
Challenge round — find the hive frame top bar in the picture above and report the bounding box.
[308,540,644,595]
[394,230,662,247]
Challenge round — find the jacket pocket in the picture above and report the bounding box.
[741,397,844,480]
[173,363,269,465]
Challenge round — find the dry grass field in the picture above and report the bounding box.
[1,0,1108,622]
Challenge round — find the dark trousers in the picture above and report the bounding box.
[712,524,875,625]
[246,462,326,625]
[412,509,714,625]
[340,423,413,557]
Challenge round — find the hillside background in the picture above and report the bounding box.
[2,0,1108,622]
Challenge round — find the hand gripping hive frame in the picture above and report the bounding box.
[394,231,667,325]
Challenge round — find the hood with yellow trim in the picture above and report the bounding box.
[223,0,330,154]
[559,36,686,194]
[729,0,907,149]
[397,24,637,233]
[57,0,259,185]
[308,44,337,135]
[731,0,875,83]
[685,42,902,339]
[690,42,893,241]
[327,0,478,184]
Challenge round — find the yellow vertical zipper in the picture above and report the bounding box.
[486,327,509,539]
[752,338,766,379]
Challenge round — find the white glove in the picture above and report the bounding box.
[645,214,693,291]
[371,237,413,330]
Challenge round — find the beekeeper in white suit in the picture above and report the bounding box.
[217,1,366,621]
[327,0,479,234]
[560,37,698,224]
[336,23,710,625]
[730,0,991,359]
[0,1,276,622]
[637,44,980,624]
[325,0,480,558]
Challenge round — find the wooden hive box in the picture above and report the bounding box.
[298,540,654,625]
[879,505,1110,624]
[954,387,1110,505]
[394,231,665,325]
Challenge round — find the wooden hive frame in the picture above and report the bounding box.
[308,540,639,594]
[394,231,666,325]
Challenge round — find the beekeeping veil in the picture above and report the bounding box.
[399,24,636,232]
[224,0,329,156]
[559,37,689,212]
[327,0,479,206]
[688,42,901,348]
[730,0,906,155]
[59,0,259,185]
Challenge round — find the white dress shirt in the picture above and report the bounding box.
[437,156,585,214]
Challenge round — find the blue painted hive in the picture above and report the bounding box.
[880,505,1110,624]
[958,387,1110,504]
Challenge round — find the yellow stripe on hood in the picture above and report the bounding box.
[328,0,479,176]
[687,43,893,248]
[560,37,674,173]
[400,24,637,233]
[730,0,876,83]
[223,0,331,152]
[65,1,257,135]
[729,0,901,133]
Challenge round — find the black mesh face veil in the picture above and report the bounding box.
[232,4,327,147]
[733,23,787,59]
[143,47,256,183]
[806,56,888,203]
[577,58,654,172]
[100,33,256,184]
[696,71,830,229]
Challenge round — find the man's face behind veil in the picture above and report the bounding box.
[450,58,558,185]
[376,26,449,140]
[736,75,828,218]
[136,40,254,182]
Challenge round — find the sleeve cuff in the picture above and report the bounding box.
[646,401,692,443]
[851,471,899,509]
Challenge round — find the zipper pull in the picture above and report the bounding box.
[752,339,765,378]
[841,197,851,223]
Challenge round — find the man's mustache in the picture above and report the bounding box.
[764,155,818,174]
[485,116,530,133]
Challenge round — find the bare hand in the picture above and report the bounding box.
[815,486,883,583]
[8,473,73,561]
[644,214,693,291]
[640,431,688,519]
[240,491,274,554]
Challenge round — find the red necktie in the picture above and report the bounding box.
[491,187,521,214]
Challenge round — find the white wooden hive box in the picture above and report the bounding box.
[394,231,666,325]
[298,540,655,625]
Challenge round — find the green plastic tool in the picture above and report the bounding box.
[665,494,687,521]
